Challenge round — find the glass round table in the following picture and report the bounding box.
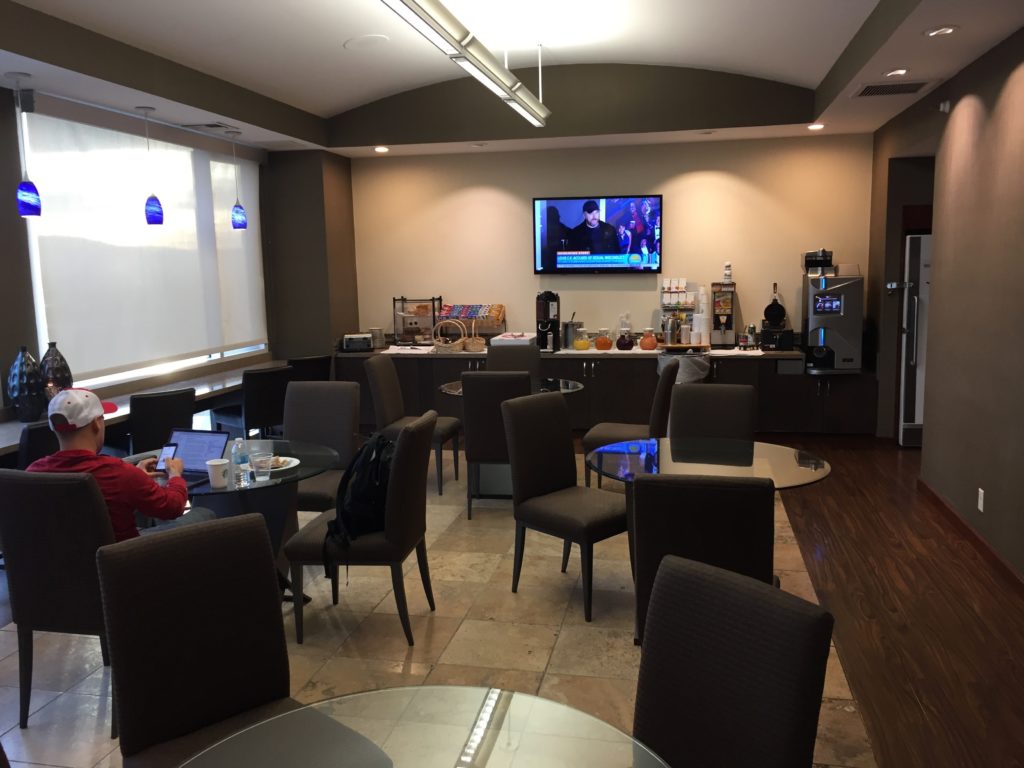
[439,378,583,396]
[187,439,339,496]
[181,685,668,767]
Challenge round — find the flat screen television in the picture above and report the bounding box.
[534,195,662,274]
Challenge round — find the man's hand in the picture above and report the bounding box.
[163,457,185,478]
[137,457,160,477]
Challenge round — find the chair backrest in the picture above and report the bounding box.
[0,469,114,634]
[364,355,406,429]
[242,365,293,433]
[128,387,196,454]
[635,556,833,768]
[283,381,360,466]
[647,358,679,438]
[96,515,289,756]
[501,392,577,506]
[383,410,437,554]
[17,420,59,469]
[669,383,756,440]
[486,344,541,381]
[286,354,332,382]
[461,371,531,464]
[632,474,776,642]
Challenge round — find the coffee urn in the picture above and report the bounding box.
[801,249,863,373]
[536,290,561,352]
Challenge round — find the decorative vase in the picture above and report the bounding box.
[615,329,635,351]
[40,341,73,398]
[594,329,613,350]
[7,346,47,422]
[639,328,659,350]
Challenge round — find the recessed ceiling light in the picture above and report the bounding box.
[885,68,908,77]
[374,146,389,153]
[470,143,487,148]
[699,130,715,135]
[808,123,825,131]
[343,34,389,50]
[925,25,958,37]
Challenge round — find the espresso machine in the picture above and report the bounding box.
[536,290,561,351]
[801,249,863,373]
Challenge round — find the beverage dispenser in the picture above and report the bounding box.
[536,290,561,352]
[801,249,863,373]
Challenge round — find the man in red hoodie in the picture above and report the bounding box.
[28,388,214,541]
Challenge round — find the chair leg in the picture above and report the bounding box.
[99,633,110,667]
[416,539,436,611]
[452,434,459,480]
[597,454,604,489]
[512,523,526,593]
[560,539,572,573]
[17,624,32,728]
[467,461,474,520]
[581,541,594,622]
[391,563,414,646]
[110,678,118,739]
[290,562,305,644]
[332,565,340,605]
[584,462,591,487]
[435,443,443,496]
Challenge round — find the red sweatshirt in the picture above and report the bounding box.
[28,450,188,542]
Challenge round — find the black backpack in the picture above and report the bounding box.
[323,433,395,566]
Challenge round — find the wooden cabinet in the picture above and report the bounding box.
[818,374,877,434]
[589,358,659,425]
[541,358,592,429]
[758,359,819,432]
[709,357,758,386]
[431,356,485,419]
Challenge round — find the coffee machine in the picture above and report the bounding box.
[536,290,561,351]
[801,250,863,373]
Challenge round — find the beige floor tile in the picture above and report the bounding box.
[312,573,396,614]
[336,613,462,664]
[538,673,637,734]
[0,685,62,733]
[774,493,788,521]
[489,554,581,589]
[448,506,515,531]
[466,583,573,626]
[823,646,854,700]
[593,535,632,562]
[774,540,809,572]
[282,607,368,656]
[421,551,503,583]
[588,559,636,594]
[294,657,430,704]
[563,588,637,631]
[0,631,19,661]
[520,531,579,559]
[0,693,115,768]
[373,579,485,620]
[0,633,104,693]
[380,721,468,768]
[814,699,877,768]
[66,666,112,697]
[439,620,558,672]
[429,527,514,555]
[288,651,330,697]
[778,569,820,604]
[423,664,542,695]
[547,625,641,680]
[90,746,124,767]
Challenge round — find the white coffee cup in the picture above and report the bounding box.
[206,458,229,490]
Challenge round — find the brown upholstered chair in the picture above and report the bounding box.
[213,365,293,438]
[16,420,59,469]
[365,355,460,495]
[128,387,196,454]
[283,381,360,511]
[632,474,776,643]
[501,393,627,621]
[0,470,115,735]
[97,515,300,766]
[486,344,541,382]
[582,357,679,488]
[668,382,756,440]
[284,411,438,646]
[287,354,332,381]
[634,556,833,768]
[461,371,531,519]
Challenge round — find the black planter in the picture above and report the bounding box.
[7,346,47,422]
[40,341,73,398]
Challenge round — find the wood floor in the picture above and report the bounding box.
[776,435,1024,768]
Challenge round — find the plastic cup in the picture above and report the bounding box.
[250,452,273,483]
[206,458,229,490]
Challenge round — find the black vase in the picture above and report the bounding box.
[40,341,73,398]
[7,346,47,423]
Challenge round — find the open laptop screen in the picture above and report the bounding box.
[166,429,231,474]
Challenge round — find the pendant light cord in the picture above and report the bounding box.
[12,79,29,180]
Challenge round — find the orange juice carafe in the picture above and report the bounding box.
[573,328,592,350]
[639,327,658,350]
[594,328,613,350]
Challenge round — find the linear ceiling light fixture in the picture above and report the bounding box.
[380,0,550,127]
[5,72,41,217]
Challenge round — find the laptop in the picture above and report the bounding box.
[166,429,232,489]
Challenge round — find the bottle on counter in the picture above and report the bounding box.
[639,328,658,350]
[573,328,591,350]
[594,328,613,350]
[615,328,635,350]
[231,437,250,488]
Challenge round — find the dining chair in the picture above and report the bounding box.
[486,344,541,382]
[97,515,301,765]
[365,354,460,495]
[213,365,293,438]
[668,382,756,440]
[582,357,679,487]
[16,420,59,469]
[0,470,116,736]
[460,371,531,519]
[284,410,438,645]
[634,556,833,768]
[631,474,776,643]
[286,354,332,382]
[501,392,627,621]
[128,387,196,454]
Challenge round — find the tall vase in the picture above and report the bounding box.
[7,346,47,422]
[40,341,73,399]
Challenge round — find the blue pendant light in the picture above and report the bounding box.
[137,106,162,225]
[226,129,247,230]
[7,72,41,217]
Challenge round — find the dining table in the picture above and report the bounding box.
[438,377,584,397]
[180,685,669,767]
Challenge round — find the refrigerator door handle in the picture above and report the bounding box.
[910,296,920,366]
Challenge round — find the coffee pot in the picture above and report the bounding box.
[661,315,679,345]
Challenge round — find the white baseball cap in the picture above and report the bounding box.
[47,388,117,433]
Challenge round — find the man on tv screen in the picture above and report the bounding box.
[569,200,619,254]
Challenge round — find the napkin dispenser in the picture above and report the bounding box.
[341,333,373,352]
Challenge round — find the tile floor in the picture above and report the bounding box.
[0,456,876,767]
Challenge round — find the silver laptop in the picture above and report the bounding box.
[166,429,231,489]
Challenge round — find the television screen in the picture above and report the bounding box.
[534,195,662,274]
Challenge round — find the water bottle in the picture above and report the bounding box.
[231,438,250,488]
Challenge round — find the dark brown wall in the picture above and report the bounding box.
[322,153,359,340]
[871,27,1024,571]
[0,88,40,411]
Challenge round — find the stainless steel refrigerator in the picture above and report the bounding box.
[899,234,931,447]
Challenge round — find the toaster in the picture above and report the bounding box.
[341,333,373,352]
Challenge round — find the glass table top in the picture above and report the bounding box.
[188,439,339,496]
[586,437,830,489]
[182,685,668,767]
[439,378,584,396]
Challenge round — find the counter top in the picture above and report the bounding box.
[336,348,803,360]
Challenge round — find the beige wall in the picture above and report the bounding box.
[351,135,872,336]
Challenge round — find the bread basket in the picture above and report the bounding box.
[432,319,467,352]
[463,319,487,353]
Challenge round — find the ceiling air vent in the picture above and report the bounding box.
[180,121,235,131]
[857,82,928,97]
